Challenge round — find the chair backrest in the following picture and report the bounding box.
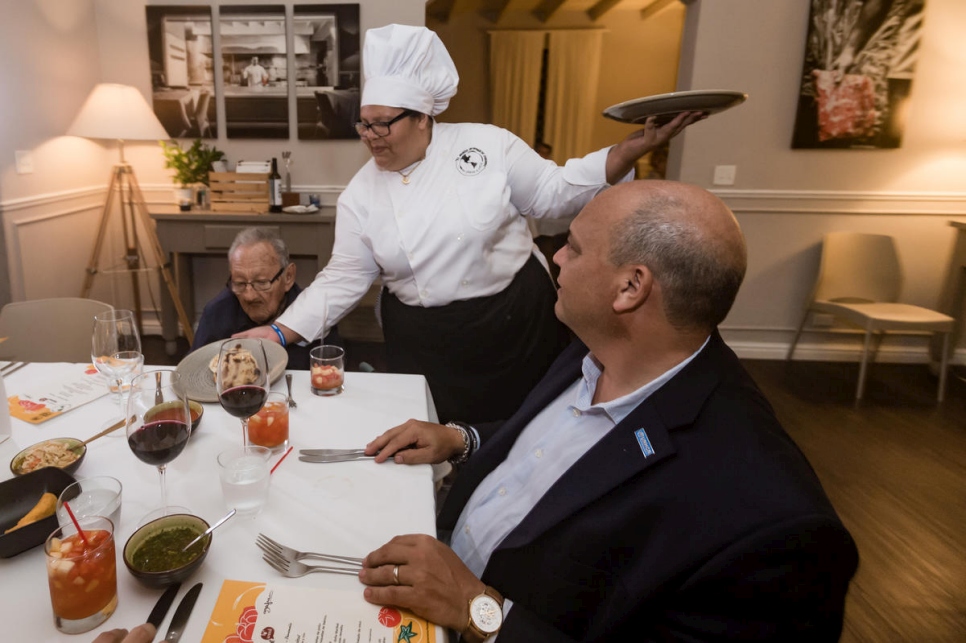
[812,232,902,304]
[0,298,114,363]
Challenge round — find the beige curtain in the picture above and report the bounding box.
[488,31,547,145]
[543,30,604,163]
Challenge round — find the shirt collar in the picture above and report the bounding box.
[573,336,711,424]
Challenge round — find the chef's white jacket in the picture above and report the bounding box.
[277,122,628,342]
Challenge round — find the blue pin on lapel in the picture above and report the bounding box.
[634,428,655,458]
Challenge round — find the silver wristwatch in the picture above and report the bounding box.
[446,421,471,465]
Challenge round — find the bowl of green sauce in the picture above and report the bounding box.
[123,513,211,588]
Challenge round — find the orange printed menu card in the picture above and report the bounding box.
[201,580,437,643]
[8,364,107,424]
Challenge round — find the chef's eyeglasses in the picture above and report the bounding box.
[227,266,285,293]
[355,110,416,138]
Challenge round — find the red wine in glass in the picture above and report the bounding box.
[126,370,192,520]
[127,419,190,465]
[216,339,270,446]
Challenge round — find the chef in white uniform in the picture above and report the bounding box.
[236,24,699,423]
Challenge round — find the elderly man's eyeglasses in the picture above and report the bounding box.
[354,110,415,138]
[227,266,285,293]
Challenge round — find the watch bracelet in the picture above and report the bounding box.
[446,422,471,465]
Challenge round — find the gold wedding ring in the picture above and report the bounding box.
[393,564,400,585]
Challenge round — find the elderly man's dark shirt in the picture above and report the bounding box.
[192,284,321,369]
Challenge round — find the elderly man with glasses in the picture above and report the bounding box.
[191,227,333,369]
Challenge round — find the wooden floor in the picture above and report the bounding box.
[146,337,966,641]
[743,359,966,643]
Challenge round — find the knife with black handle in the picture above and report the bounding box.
[147,582,181,630]
[164,582,203,643]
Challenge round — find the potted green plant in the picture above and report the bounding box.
[160,139,225,210]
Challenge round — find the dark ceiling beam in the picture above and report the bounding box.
[426,0,457,24]
[587,0,623,22]
[641,0,678,21]
[532,0,568,23]
[480,0,512,24]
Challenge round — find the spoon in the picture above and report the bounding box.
[181,508,236,552]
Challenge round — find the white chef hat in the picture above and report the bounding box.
[361,24,459,117]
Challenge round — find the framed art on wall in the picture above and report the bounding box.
[146,5,218,139]
[791,0,926,149]
[294,4,361,140]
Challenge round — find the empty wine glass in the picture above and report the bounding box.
[126,370,191,520]
[92,310,143,424]
[216,339,269,447]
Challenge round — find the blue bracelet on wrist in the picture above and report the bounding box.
[270,324,287,347]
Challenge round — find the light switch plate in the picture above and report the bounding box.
[15,150,34,175]
[713,164,736,186]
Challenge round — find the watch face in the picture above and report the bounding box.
[470,595,503,633]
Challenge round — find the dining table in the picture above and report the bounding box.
[0,362,445,642]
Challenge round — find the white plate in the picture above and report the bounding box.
[603,90,747,125]
[282,204,319,214]
[175,340,288,403]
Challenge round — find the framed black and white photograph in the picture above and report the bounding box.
[294,4,361,140]
[145,6,217,139]
[791,0,926,149]
[220,5,289,139]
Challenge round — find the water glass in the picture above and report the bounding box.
[56,476,123,530]
[310,345,345,396]
[45,515,118,634]
[217,446,271,516]
[247,392,289,452]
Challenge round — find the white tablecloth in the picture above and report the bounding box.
[0,364,441,642]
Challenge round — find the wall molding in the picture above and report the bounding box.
[712,188,966,216]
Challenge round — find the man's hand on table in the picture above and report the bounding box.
[91,624,155,643]
[360,534,484,632]
[365,419,464,464]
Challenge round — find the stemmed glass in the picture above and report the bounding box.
[216,339,269,447]
[126,370,191,520]
[91,310,143,425]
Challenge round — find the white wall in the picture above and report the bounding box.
[676,0,966,361]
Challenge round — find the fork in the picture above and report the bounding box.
[262,554,360,578]
[256,533,363,566]
[285,373,297,409]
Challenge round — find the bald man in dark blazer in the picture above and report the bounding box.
[358,180,858,642]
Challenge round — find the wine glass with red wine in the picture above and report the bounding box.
[216,339,270,447]
[126,370,191,520]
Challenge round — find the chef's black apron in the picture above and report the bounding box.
[380,254,570,425]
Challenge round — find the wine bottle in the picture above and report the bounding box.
[268,157,283,212]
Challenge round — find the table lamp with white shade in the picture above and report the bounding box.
[67,82,194,344]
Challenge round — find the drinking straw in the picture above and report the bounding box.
[62,501,90,547]
[270,446,294,475]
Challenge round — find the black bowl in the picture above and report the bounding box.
[10,438,86,477]
[0,468,76,558]
[123,513,211,589]
[188,400,204,432]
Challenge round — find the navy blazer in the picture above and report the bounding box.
[438,333,858,642]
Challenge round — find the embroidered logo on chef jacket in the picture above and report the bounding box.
[456,148,487,176]
[634,428,655,458]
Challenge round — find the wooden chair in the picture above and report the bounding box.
[0,298,113,363]
[787,232,955,401]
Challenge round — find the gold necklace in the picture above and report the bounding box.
[397,160,423,185]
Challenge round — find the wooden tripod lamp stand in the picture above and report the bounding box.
[67,83,194,345]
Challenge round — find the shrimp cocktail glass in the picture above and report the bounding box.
[45,515,118,634]
[310,345,345,396]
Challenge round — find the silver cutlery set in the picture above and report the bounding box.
[298,447,374,463]
[257,533,363,578]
